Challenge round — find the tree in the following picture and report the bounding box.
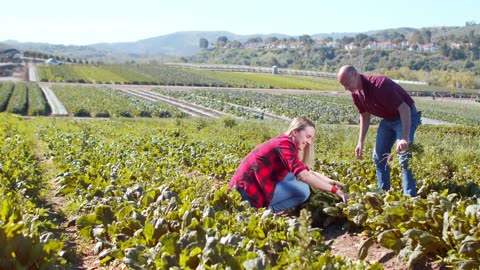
[228,40,242,49]
[216,36,228,47]
[439,43,450,57]
[464,60,474,69]
[247,37,262,43]
[299,35,314,47]
[423,30,432,43]
[410,31,420,44]
[199,38,209,49]
[338,36,354,46]
[392,34,407,45]
[468,30,476,44]
[354,33,374,47]
[322,37,333,43]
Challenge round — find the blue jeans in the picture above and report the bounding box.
[372,106,421,197]
[269,172,310,212]
[236,172,310,213]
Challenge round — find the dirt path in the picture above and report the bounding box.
[34,138,101,269]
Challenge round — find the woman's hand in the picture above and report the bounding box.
[335,190,349,203]
[333,181,346,189]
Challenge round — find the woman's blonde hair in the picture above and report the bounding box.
[285,117,316,168]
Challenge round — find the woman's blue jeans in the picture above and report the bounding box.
[372,106,421,197]
[236,172,310,213]
[269,172,310,212]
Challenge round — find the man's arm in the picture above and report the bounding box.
[356,112,371,159]
[397,102,411,153]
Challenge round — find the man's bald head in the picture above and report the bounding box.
[337,65,361,92]
[337,65,357,82]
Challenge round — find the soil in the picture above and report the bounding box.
[34,140,101,269]
[0,62,27,81]
[321,223,445,270]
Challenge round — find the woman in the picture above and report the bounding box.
[229,117,348,213]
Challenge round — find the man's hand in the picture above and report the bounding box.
[335,190,349,203]
[355,142,363,159]
[396,139,409,153]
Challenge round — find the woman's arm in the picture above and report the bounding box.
[311,171,346,188]
[297,170,349,203]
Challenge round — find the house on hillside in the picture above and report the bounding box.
[45,58,62,65]
[365,41,397,50]
[345,42,359,50]
[400,41,411,50]
[417,43,438,52]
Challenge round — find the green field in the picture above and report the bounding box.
[1,66,479,269]
[34,64,480,98]
[1,109,479,269]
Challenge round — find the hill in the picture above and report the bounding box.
[1,25,480,62]
[1,31,292,61]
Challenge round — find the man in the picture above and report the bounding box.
[337,65,421,196]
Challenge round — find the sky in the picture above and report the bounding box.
[2,0,479,46]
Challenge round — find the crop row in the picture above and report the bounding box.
[414,99,480,126]
[153,88,379,124]
[50,85,186,118]
[151,88,480,126]
[0,81,50,116]
[0,115,64,268]
[36,64,343,90]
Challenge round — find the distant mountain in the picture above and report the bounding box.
[1,31,293,61]
[89,31,291,57]
[2,26,479,62]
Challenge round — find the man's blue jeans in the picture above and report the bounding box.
[236,172,310,213]
[372,106,421,197]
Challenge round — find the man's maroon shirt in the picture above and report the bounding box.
[352,74,414,120]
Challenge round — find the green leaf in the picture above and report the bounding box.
[143,221,155,246]
[77,213,100,228]
[323,206,343,217]
[407,246,425,268]
[94,205,115,225]
[76,213,100,239]
[357,236,375,260]
[365,192,383,210]
[160,233,178,255]
[458,236,480,258]
[377,229,404,253]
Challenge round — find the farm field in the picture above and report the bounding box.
[0,65,479,269]
[1,107,479,269]
[32,63,480,98]
[7,81,476,127]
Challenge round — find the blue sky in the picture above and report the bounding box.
[2,0,479,45]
